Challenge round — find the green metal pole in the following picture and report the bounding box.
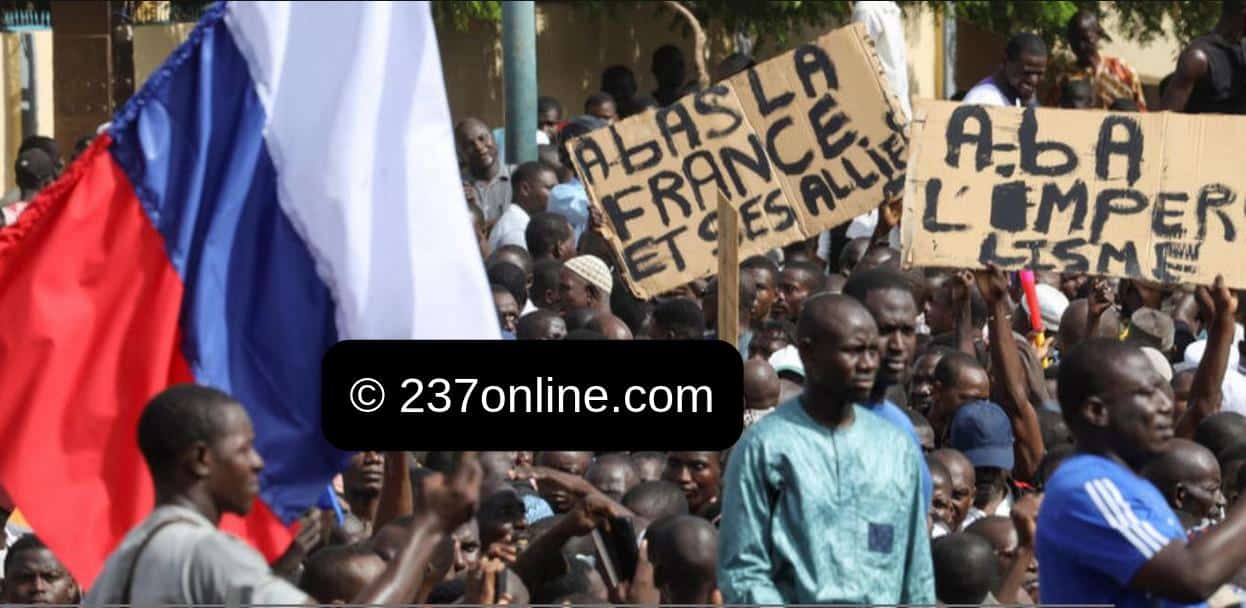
[502,0,537,164]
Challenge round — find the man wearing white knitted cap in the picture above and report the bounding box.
[559,254,613,316]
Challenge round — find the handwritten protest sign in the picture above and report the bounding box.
[570,24,907,299]
[902,100,1246,287]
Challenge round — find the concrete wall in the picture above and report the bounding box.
[0,31,54,192]
[436,3,954,129]
[123,4,1185,128]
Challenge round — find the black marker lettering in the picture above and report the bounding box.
[652,226,689,272]
[655,104,701,157]
[763,188,796,232]
[881,133,907,171]
[922,178,968,233]
[1095,115,1143,187]
[842,157,879,190]
[1034,180,1088,233]
[989,181,1030,233]
[693,84,743,139]
[793,44,838,98]
[623,237,664,281]
[746,67,793,118]
[1019,107,1077,177]
[809,93,856,160]
[820,167,854,200]
[1197,183,1237,241]
[1052,238,1090,272]
[601,185,645,241]
[572,137,610,185]
[1090,189,1148,244]
[979,233,1027,267]
[682,150,729,212]
[719,134,772,197]
[1013,239,1057,271]
[739,196,768,240]
[765,117,813,175]
[1096,242,1141,277]
[800,173,834,217]
[1153,241,1201,283]
[646,171,691,227]
[608,125,661,174]
[944,105,994,171]
[1150,192,1188,239]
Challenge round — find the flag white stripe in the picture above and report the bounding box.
[224,1,500,340]
[1084,479,1160,557]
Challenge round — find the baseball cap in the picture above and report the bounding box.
[14,148,54,190]
[947,400,1015,470]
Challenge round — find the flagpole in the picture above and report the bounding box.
[502,1,537,164]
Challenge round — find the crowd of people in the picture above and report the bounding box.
[7,1,1246,606]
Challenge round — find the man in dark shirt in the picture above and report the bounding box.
[1160,0,1246,114]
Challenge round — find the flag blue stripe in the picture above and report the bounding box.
[107,3,348,522]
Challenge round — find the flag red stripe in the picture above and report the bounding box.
[0,136,290,587]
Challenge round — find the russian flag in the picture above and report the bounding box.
[0,1,498,587]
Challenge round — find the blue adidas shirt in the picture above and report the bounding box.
[1037,453,1205,608]
[866,399,933,507]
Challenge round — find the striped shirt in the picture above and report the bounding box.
[1037,453,1205,608]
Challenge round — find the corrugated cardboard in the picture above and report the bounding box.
[570,23,906,299]
[902,99,1246,288]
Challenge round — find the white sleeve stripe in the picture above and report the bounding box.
[1098,477,1173,549]
[1084,479,1160,558]
[1091,478,1169,553]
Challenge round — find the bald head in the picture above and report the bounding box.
[588,313,634,340]
[584,454,639,501]
[933,532,998,605]
[301,544,386,603]
[966,515,1018,557]
[1143,438,1223,519]
[1195,412,1246,459]
[743,360,780,411]
[1059,299,1122,349]
[853,246,900,274]
[796,294,880,403]
[647,515,719,604]
[517,310,567,340]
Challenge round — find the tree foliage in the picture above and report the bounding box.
[435,1,1221,52]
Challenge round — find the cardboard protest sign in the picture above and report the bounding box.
[569,23,907,299]
[902,100,1246,288]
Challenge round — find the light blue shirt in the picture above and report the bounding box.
[867,399,933,506]
[719,398,935,605]
[548,178,589,243]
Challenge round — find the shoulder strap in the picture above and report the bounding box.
[120,517,198,605]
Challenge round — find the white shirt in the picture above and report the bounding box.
[488,203,531,251]
[963,75,1020,107]
[853,1,911,120]
[85,505,309,607]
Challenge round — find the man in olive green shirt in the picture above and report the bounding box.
[718,294,935,604]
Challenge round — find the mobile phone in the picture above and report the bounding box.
[592,515,640,589]
[605,516,639,582]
